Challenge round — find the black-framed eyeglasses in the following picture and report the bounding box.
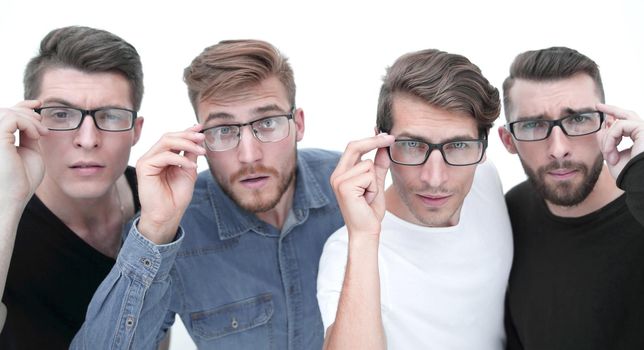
[505,111,605,142]
[34,106,137,132]
[387,137,488,166]
[201,108,295,152]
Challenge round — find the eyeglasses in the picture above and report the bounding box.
[34,106,137,132]
[201,109,295,152]
[387,138,487,166]
[505,111,604,141]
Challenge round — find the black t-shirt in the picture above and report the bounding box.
[0,167,139,350]
[505,154,644,350]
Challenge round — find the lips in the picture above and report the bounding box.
[239,175,270,189]
[417,193,451,207]
[240,175,269,182]
[69,161,105,176]
[547,168,578,180]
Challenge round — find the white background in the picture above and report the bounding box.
[1,0,642,348]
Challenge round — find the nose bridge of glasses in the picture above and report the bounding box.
[77,110,103,130]
[426,143,447,163]
[419,148,448,184]
[545,123,573,158]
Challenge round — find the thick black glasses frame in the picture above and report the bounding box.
[387,137,488,166]
[506,111,605,141]
[34,107,137,132]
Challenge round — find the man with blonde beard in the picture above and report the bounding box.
[73,40,344,350]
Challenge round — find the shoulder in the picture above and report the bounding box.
[505,180,533,206]
[298,148,341,171]
[297,148,342,188]
[298,148,341,168]
[189,169,218,205]
[468,159,504,200]
[319,226,349,270]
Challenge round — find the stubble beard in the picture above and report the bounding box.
[210,154,297,214]
[522,153,604,207]
[393,174,459,227]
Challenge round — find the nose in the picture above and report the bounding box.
[236,126,263,164]
[419,149,448,188]
[547,125,571,160]
[73,115,100,149]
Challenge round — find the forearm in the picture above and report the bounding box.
[71,220,182,349]
[325,234,385,350]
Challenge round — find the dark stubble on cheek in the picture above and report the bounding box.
[522,153,604,207]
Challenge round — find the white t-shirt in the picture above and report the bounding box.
[317,161,513,350]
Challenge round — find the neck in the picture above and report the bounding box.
[35,175,134,258]
[255,181,296,230]
[546,164,624,217]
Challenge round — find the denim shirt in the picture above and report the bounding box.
[72,148,344,350]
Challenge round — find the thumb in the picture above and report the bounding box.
[374,147,390,187]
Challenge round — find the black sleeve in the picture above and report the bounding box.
[616,153,644,227]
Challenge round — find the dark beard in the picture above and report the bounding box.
[522,154,603,207]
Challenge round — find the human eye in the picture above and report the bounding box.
[46,108,72,119]
[98,110,124,122]
[517,120,549,131]
[399,140,422,149]
[256,117,278,130]
[444,141,470,150]
[217,125,234,135]
[568,113,592,124]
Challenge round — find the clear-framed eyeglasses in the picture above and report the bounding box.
[201,108,295,152]
[505,111,605,141]
[34,106,137,132]
[387,137,488,166]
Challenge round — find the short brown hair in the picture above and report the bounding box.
[502,46,604,120]
[377,49,500,135]
[24,26,144,111]
[183,39,295,112]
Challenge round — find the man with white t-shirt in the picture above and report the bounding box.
[317,49,513,349]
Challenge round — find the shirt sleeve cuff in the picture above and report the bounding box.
[116,217,184,286]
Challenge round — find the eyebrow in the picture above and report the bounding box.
[40,98,130,110]
[395,132,480,144]
[515,106,597,122]
[204,104,290,124]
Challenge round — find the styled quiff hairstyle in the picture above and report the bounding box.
[502,46,604,120]
[23,26,144,111]
[377,49,500,135]
[183,39,295,112]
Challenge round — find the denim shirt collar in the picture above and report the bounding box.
[207,155,330,240]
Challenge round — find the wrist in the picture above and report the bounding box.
[137,214,180,245]
[348,231,380,253]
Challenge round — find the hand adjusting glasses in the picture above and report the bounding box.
[34,106,136,131]
[505,111,605,141]
[201,108,295,151]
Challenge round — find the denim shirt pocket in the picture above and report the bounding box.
[190,293,274,342]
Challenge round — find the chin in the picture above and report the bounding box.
[413,207,459,228]
[62,183,111,200]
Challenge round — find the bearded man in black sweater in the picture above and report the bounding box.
[497,46,644,350]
